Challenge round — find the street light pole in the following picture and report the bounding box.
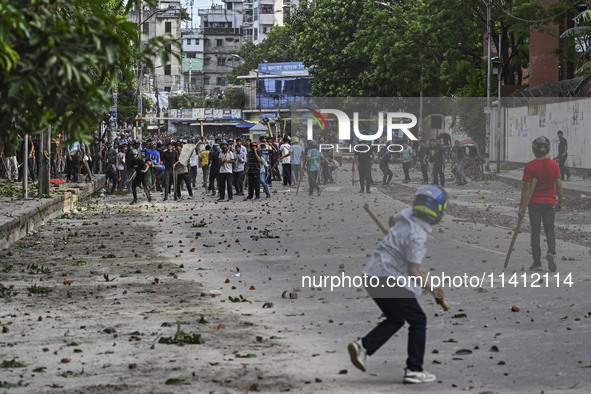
[496,33,502,173]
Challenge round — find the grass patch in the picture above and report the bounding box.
[158,322,204,345]
[27,284,52,294]
[0,359,31,368]
[27,264,51,275]
[259,229,280,239]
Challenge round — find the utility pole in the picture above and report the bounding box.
[38,127,51,195]
[23,134,28,199]
[154,72,161,133]
[496,33,502,173]
[485,0,492,172]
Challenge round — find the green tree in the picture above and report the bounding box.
[0,0,179,146]
[561,10,591,93]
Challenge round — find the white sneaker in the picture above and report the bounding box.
[546,253,557,272]
[347,340,367,372]
[403,368,436,384]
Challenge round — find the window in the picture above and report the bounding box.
[143,23,149,35]
[186,39,191,45]
[254,28,258,41]
[204,77,210,85]
[195,39,200,46]
[262,5,273,14]
[227,2,232,10]
[216,39,223,47]
[190,77,197,85]
[164,86,171,92]
[203,56,210,66]
[254,8,258,21]
[217,57,226,67]
[164,64,171,75]
[217,77,224,85]
[186,53,196,59]
[204,39,210,47]
[165,22,172,33]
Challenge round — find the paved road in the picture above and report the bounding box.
[0,170,589,393]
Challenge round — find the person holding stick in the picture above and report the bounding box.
[521,136,563,272]
[348,185,448,384]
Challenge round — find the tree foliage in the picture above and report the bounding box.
[561,9,591,93]
[0,0,179,146]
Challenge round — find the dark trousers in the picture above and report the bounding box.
[208,169,219,192]
[358,165,372,192]
[132,172,150,201]
[163,170,174,199]
[233,170,244,194]
[362,287,427,372]
[247,173,260,198]
[308,171,320,195]
[528,203,556,265]
[402,162,411,181]
[558,156,570,180]
[176,172,193,198]
[218,172,233,199]
[190,165,198,186]
[282,163,292,186]
[420,163,428,182]
[380,163,393,185]
[106,173,117,194]
[432,163,444,187]
[70,159,80,182]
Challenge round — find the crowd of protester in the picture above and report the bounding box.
[1,132,484,199]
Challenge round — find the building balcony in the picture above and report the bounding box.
[203,27,241,36]
[198,8,227,16]
[204,46,238,54]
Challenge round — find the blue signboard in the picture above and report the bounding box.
[181,109,193,119]
[258,62,307,75]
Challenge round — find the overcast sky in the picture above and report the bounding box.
[182,0,223,28]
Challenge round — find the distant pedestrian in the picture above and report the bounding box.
[555,130,570,181]
[431,139,445,187]
[305,141,325,196]
[200,145,211,188]
[129,149,151,204]
[453,140,467,186]
[246,141,261,200]
[379,150,393,186]
[521,136,563,272]
[217,141,235,201]
[233,138,247,195]
[279,138,292,187]
[355,148,374,194]
[208,144,221,196]
[401,143,412,183]
[417,141,429,184]
[290,137,304,184]
[161,142,178,201]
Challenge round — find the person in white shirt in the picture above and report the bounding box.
[290,137,304,184]
[232,138,247,195]
[279,138,292,186]
[217,140,235,201]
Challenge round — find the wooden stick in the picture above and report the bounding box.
[504,178,538,269]
[363,203,450,311]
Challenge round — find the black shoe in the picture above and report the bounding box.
[216,198,224,202]
[130,200,137,205]
[366,190,371,194]
[529,264,543,271]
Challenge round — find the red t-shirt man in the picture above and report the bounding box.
[522,158,560,204]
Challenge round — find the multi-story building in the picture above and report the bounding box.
[181,28,204,94]
[128,1,183,93]
[198,1,245,94]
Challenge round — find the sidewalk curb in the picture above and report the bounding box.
[0,176,105,250]
[496,174,585,199]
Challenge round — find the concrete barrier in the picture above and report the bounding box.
[0,176,105,250]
